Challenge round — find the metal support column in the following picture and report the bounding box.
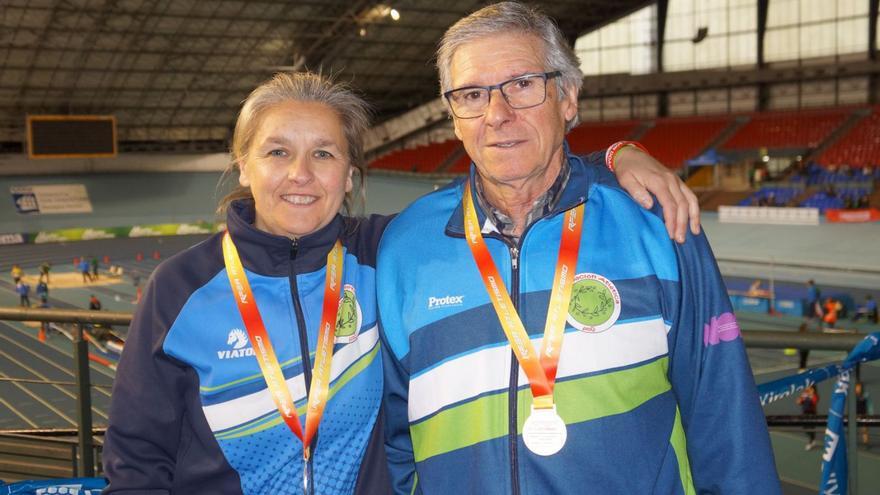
[656,0,669,117]
[847,368,858,494]
[74,323,95,477]
[870,0,879,104]
[756,0,770,110]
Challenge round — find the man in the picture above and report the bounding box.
[39,261,51,284]
[36,280,49,304]
[16,280,30,307]
[796,385,819,450]
[79,257,92,283]
[852,295,878,324]
[806,279,821,320]
[377,3,779,494]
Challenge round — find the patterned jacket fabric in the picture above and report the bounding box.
[377,148,780,495]
[104,199,392,494]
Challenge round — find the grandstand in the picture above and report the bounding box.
[1,0,880,493]
[721,107,852,153]
[369,139,462,173]
[567,120,641,155]
[637,115,731,168]
[818,107,880,167]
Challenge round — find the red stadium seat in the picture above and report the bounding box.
[369,139,461,173]
[721,108,849,151]
[817,106,880,168]
[639,116,730,169]
[567,121,640,156]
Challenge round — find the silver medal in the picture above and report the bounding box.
[522,404,567,456]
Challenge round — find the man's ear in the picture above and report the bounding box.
[560,84,578,123]
[453,117,463,141]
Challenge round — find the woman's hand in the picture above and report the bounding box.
[612,146,701,244]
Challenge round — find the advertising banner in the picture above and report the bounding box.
[718,205,820,225]
[825,208,880,223]
[31,222,219,244]
[10,184,93,214]
[0,233,25,245]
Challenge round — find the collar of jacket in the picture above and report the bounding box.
[226,199,344,275]
[445,141,599,238]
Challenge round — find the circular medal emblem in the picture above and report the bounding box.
[522,406,567,456]
[334,284,362,344]
[566,273,621,333]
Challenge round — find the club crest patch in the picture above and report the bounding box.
[567,273,621,333]
[335,284,362,344]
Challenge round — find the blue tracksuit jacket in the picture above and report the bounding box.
[103,200,392,494]
[377,149,780,494]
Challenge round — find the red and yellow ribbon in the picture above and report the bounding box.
[222,232,343,460]
[462,181,584,408]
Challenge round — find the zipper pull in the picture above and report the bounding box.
[510,246,519,270]
[290,238,299,259]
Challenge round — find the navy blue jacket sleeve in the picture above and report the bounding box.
[378,325,421,495]
[103,272,187,494]
[665,230,781,493]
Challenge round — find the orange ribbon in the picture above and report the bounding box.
[222,232,342,460]
[462,181,584,407]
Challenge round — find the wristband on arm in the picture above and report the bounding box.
[605,141,650,172]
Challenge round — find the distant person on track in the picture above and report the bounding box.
[88,294,102,311]
[806,279,821,320]
[16,280,30,307]
[796,385,820,450]
[822,297,842,328]
[852,295,878,324]
[797,322,811,371]
[79,258,92,283]
[36,280,49,304]
[39,261,51,283]
[855,381,873,444]
[90,255,100,280]
[130,271,142,304]
[10,264,22,284]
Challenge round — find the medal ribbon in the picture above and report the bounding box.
[222,232,343,460]
[462,181,584,407]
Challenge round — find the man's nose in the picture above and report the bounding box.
[483,88,514,126]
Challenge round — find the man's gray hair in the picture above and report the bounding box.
[436,1,583,130]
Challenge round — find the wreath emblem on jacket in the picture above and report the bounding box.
[334,284,362,344]
[567,273,621,333]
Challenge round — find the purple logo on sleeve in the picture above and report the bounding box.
[703,312,741,347]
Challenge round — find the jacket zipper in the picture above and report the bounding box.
[464,191,586,495]
[507,243,521,495]
[289,238,316,494]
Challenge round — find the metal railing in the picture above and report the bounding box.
[0,307,130,478]
[0,308,875,489]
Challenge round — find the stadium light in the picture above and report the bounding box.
[390,8,400,21]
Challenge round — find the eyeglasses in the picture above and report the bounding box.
[443,71,561,119]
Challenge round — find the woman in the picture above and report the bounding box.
[104,72,391,495]
[103,71,698,494]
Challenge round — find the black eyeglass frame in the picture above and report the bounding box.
[443,70,563,119]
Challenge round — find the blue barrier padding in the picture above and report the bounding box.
[730,294,770,313]
[0,477,106,494]
[773,298,803,317]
